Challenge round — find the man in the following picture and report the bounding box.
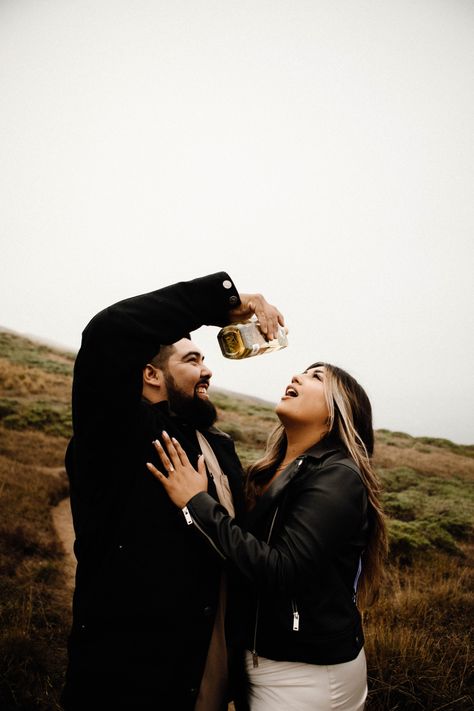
[61,272,284,711]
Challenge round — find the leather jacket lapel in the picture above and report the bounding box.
[245,444,344,529]
[245,458,303,528]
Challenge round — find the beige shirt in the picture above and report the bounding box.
[194,431,235,711]
[196,431,235,519]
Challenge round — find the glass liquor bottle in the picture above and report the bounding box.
[217,318,288,359]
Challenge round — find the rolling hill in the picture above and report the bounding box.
[0,329,472,710]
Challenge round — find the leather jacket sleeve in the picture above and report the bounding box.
[185,459,367,596]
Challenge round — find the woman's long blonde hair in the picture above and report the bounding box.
[246,362,387,607]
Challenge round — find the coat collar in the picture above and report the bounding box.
[263,440,344,500]
[148,400,247,519]
[245,440,346,527]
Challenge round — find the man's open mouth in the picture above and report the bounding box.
[195,383,209,397]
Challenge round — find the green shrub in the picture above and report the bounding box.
[0,333,74,376]
[417,436,474,458]
[379,466,420,492]
[388,519,433,558]
[3,402,72,438]
[383,492,420,521]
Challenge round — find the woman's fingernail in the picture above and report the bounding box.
[162,430,169,437]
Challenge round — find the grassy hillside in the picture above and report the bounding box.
[0,330,473,709]
[0,332,72,710]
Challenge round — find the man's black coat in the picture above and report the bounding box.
[61,272,246,710]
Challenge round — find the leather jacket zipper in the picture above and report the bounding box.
[292,599,300,631]
[251,506,279,668]
[181,506,226,560]
[251,599,261,668]
[353,554,363,603]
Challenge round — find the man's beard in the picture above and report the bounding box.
[164,372,218,430]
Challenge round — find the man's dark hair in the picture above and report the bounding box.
[149,344,176,371]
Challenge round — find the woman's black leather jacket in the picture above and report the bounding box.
[185,442,369,666]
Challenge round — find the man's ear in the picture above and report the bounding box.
[142,364,167,403]
[143,364,164,388]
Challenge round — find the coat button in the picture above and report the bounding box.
[229,295,239,305]
[203,605,213,616]
[222,280,232,289]
[189,687,198,696]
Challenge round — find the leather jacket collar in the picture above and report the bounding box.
[246,440,347,526]
[265,440,345,498]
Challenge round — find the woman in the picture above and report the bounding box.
[147,362,387,710]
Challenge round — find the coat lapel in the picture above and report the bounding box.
[245,442,344,529]
[244,458,302,529]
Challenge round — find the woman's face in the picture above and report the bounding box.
[276,365,330,428]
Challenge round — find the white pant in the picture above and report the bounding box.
[244,648,367,711]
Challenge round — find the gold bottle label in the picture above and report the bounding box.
[221,329,246,358]
[218,321,288,359]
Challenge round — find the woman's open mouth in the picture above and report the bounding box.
[282,385,298,400]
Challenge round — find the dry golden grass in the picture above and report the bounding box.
[0,359,71,400]
[0,425,67,468]
[365,553,473,709]
[374,441,474,481]
[0,430,70,711]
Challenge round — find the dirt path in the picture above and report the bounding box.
[52,496,76,592]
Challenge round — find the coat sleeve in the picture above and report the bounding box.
[185,462,366,595]
[71,272,240,435]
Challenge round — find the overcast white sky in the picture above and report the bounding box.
[1,0,473,443]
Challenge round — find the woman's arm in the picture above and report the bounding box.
[148,434,366,595]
